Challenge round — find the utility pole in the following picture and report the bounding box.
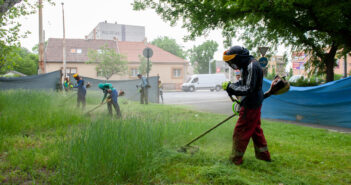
[209,59,215,74]
[62,2,66,79]
[344,54,347,78]
[38,0,45,74]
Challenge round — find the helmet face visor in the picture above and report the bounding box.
[223,51,237,62]
[223,50,238,69]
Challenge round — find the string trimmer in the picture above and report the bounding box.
[178,93,239,153]
[178,75,290,153]
[84,98,111,116]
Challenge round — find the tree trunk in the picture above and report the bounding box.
[323,43,338,82]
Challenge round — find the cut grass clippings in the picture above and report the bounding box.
[0,90,350,184]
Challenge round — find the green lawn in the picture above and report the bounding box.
[0,90,350,184]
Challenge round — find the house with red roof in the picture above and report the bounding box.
[45,38,191,90]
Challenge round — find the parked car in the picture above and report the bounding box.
[182,74,227,92]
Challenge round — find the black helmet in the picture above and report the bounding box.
[223,46,251,69]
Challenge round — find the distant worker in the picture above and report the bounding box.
[158,80,164,103]
[222,46,271,165]
[63,77,73,91]
[98,83,123,118]
[235,70,241,81]
[73,73,86,110]
[137,74,149,104]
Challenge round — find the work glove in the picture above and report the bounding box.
[232,101,241,114]
[222,81,231,90]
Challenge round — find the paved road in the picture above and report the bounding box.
[163,90,351,133]
[163,90,233,115]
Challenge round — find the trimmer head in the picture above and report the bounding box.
[177,145,199,154]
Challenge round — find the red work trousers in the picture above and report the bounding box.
[230,106,271,165]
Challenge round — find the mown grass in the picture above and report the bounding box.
[0,90,350,184]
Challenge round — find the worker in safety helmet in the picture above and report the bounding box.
[73,73,86,110]
[98,83,123,118]
[137,74,149,104]
[222,46,271,165]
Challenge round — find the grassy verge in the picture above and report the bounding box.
[0,90,350,184]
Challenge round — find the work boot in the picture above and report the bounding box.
[230,155,243,165]
[255,151,271,162]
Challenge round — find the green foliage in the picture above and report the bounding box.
[334,74,343,81]
[0,0,54,72]
[188,40,218,74]
[138,54,152,75]
[133,0,351,82]
[0,46,38,75]
[288,68,293,78]
[266,68,276,80]
[1,91,351,184]
[289,76,323,87]
[87,45,128,80]
[151,36,186,59]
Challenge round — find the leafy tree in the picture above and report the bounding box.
[0,0,53,72]
[133,0,351,82]
[87,45,128,80]
[138,55,152,76]
[188,40,218,74]
[288,68,293,78]
[0,46,38,75]
[151,36,186,59]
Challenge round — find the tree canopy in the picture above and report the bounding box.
[0,0,53,72]
[188,40,218,74]
[87,45,128,80]
[0,46,38,75]
[151,36,186,59]
[134,0,351,82]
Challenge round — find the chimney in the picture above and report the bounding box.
[143,37,148,46]
[85,35,88,40]
[115,21,117,24]
[104,20,107,23]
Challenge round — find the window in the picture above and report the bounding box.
[71,48,82,54]
[62,67,77,76]
[172,68,182,78]
[130,68,139,77]
[191,77,198,83]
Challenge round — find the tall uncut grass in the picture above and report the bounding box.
[1,90,351,184]
[58,117,164,184]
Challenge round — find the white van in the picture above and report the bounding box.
[182,74,227,92]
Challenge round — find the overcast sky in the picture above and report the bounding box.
[18,0,287,62]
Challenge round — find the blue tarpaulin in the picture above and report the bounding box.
[262,77,351,128]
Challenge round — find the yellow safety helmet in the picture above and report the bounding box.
[73,73,78,78]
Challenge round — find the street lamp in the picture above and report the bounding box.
[209,59,215,74]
